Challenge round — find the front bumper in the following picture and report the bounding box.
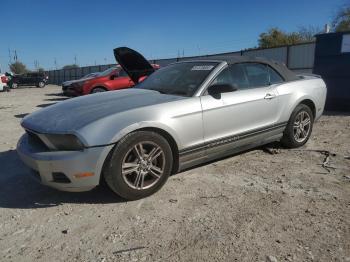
[17,133,111,192]
[62,86,81,97]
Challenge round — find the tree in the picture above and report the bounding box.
[258,28,302,48]
[9,61,28,74]
[332,5,350,32]
[298,26,322,42]
[62,64,79,70]
[37,67,45,73]
[258,27,320,48]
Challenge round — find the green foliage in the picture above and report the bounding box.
[37,67,45,73]
[9,61,28,74]
[62,64,79,70]
[258,27,318,48]
[333,6,350,32]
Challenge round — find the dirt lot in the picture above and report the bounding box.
[0,85,349,262]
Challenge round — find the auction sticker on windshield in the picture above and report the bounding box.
[191,65,214,71]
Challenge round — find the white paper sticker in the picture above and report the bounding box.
[191,65,214,71]
[341,34,350,53]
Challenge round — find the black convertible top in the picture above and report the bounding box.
[186,56,299,82]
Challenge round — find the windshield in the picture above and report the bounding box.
[82,73,97,79]
[97,67,117,77]
[136,62,219,97]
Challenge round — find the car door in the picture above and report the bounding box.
[28,73,36,85]
[200,63,282,148]
[116,69,134,88]
[19,73,27,85]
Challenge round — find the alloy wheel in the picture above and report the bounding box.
[293,111,311,143]
[121,141,165,190]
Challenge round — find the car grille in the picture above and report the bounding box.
[52,172,71,183]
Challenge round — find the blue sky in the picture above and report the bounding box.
[0,0,346,71]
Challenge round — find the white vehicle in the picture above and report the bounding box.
[0,74,10,92]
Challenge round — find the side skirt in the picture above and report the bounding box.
[178,124,285,172]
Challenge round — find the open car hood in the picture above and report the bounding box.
[113,47,155,84]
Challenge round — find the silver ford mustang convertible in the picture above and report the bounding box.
[17,47,327,200]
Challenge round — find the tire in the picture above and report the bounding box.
[38,81,45,88]
[104,131,173,200]
[91,87,106,94]
[11,83,18,89]
[281,104,314,148]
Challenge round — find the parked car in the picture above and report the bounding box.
[62,64,159,96]
[12,72,48,88]
[62,72,99,96]
[0,74,10,92]
[17,47,327,200]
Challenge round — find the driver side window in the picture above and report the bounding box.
[209,64,249,90]
[211,67,232,86]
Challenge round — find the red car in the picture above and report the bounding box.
[62,64,159,96]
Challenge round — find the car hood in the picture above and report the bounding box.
[114,47,155,84]
[62,77,95,86]
[21,89,185,134]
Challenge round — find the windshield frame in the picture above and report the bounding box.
[135,61,223,97]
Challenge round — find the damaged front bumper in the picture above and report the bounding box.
[16,133,113,192]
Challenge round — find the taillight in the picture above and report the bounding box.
[1,76,8,83]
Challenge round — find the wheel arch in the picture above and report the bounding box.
[137,127,180,174]
[90,86,108,93]
[99,125,181,184]
[297,98,316,118]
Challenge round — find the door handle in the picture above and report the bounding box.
[264,93,276,100]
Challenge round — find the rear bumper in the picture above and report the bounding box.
[17,133,111,192]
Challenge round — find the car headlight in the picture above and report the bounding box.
[39,134,85,151]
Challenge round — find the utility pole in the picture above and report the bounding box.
[54,58,57,69]
[8,49,12,64]
[74,55,77,65]
[34,60,40,69]
[14,50,18,61]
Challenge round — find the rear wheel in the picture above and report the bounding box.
[281,104,314,148]
[91,87,106,93]
[104,131,173,200]
[38,81,45,88]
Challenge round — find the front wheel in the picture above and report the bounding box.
[38,81,45,88]
[11,83,18,89]
[281,104,314,148]
[104,131,173,200]
[91,87,106,93]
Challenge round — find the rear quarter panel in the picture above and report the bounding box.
[276,78,327,122]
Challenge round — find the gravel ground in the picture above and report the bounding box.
[0,85,349,262]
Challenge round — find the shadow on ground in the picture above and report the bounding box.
[44,97,69,102]
[45,92,66,97]
[0,150,124,209]
[36,102,57,108]
[14,113,29,118]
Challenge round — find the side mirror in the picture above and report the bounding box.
[207,83,238,98]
